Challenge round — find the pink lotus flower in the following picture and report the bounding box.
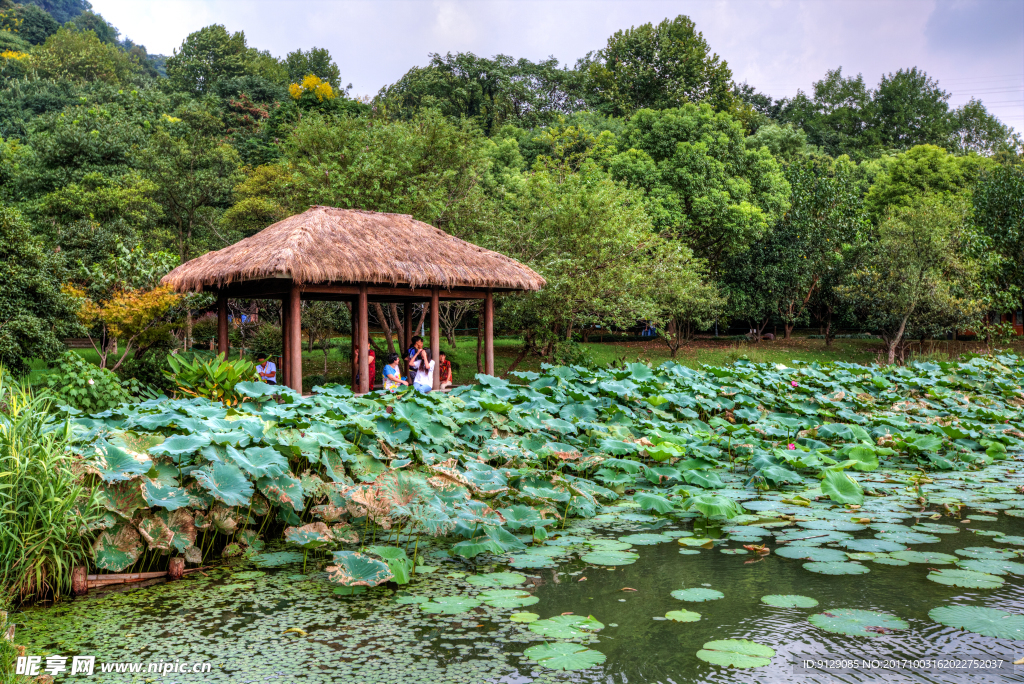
[787,443,796,450]
[791,380,798,387]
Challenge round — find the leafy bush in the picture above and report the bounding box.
[191,314,218,347]
[249,323,282,359]
[166,352,258,405]
[551,340,596,369]
[0,370,101,601]
[43,351,133,412]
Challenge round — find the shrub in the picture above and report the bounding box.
[166,352,257,405]
[191,313,218,348]
[0,370,102,601]
[43,351,133,413]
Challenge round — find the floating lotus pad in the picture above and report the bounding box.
[581,550,640,566]
[775,546,847,561]
[955,547,1019,560]
[510,612,539,623]
[803,561,869,575]
[251,551,304,567]
[956,558,1024,575]
[506,555,557,569]
[677,537,716,547]
[665,609,701,622]
[927,605,1023,640]
[523,642,606,671]
[479,589,538,608]
[761,594,819,608]
[876,531,939,545]
[889,550,958,564]
[838,538,907,553]
[528,614,604,638]
[586,539,633,551]
[809,609,909,637]
[671,588,724,602]
[927,569,1004,589]
[419,596,483,614]
[466,572,526,587]
[913,523,959,533]
[618,533,672,545]
[997,535,1023,546]
[696,639,774,668]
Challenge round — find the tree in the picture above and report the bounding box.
[973,163,1024,318]
[653,250,725,356]
[140,108,242,264]
[379,52,584,135]
[581,15,735,116]
[864,144,992,223]
[166,24,251,95]
[870,67,951,151]
[0,3,58,45]
[775,68,874,158]
[0,206,81,374]
[67,10,118,44]
[727,157,864,339]
[285,47,341,89]
[31,27,138,85]
[609,104,791,272]
[303,301,350,373]
[22,0,90,25]
[838,199,982,364]
[948,99,1017,156]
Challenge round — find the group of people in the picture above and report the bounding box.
[254,335,453,393]
[382,336,452,393]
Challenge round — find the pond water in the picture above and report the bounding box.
[18,473,1024,684]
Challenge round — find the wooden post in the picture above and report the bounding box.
[281,297,291,388]
[289,284,302,393]
[217,291,228,356]
[403,303,413,377]
[350,300,358,392]
[71,566,87,596]
[431,288,440,390]
[168,557,185,581]
[358,285,369,394]
[485,288,494,376]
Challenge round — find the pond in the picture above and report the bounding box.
[18,463,1024,684]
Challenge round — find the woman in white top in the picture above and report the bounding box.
[412,349,434,392]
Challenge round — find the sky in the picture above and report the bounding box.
[90,0,1024,132]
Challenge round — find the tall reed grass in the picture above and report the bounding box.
[0,369,100,602]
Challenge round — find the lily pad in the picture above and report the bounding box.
[665,609,701,622]
[326,551,393,587]
[251,551,303,567]
[671,587,724,602]
[775,546,847,562]
[877,530,940,545]
[809,609,908,637]
[528,614,604,639]
[926,569,1004,589]
[523,642,606,671]
[581,550,640,566]
[839,538,907,553]
[761,594,819,608]
[479,589,538,608]
[696,639,774,668]
[420,596,483,614]
[956,558,1024,575]
[802,561,869,575]
[928,605,1023,640]
[466,572,526,587]
[618,533,670,545]
[510,612,539,623]
[889,550,959,564]
[955,546,1018,560]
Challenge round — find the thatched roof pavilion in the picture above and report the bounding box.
[162,206,544,393]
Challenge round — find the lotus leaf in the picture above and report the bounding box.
[91,443,151,482]
[927,605,1022,640]
[809,609,908,637]
[955,546,1019,560]
[251,551,304,568]
[419,596,483,614]
[618,533,670,546]
[775,546,847,561]
[92,522,143,571]
[696,639,774,668]
[523,642,606,671]
[956,558,1024,575]
[761,594,819,608]
[510,612,539,623]
[479,589,538,608]
[142,480,190,510]
[581,550,639,566]
[926,569,1004,589]
[671,588,724,602]
[803,561,869,575]
[193,462,253,507]
[466,572,527,587]
[820,470,864,505]
[838,539,907,553]
[889,550,958,564]
[665,609,701,622]
[528,614,604,638]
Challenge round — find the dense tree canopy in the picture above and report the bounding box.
[0,6,1020,377]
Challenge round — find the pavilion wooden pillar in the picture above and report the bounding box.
[357,285,369,394]
[430,288,440,390]
[288,283,302,393]
[403,304,413,376]
[484,288,494,376]
[281,297,291,387]
[217,291,229,356]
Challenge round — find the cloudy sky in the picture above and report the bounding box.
[91,0,1024,131]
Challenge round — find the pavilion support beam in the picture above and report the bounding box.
[358,286,369,394]
[403,304,412,376]
[485,289,494,376]
[217,292,229,357]
[288,284,302,393]
[431,288,440,390]
[281,297,291,388]
[350,302,358,392]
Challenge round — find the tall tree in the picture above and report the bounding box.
[973,163,1024,318]
[870,67,951,151]
[166,24,251,95]
[776,68,873,158]
[581,15,735,117]
[285,47,342,90]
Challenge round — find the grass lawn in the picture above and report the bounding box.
[30,334,1024,390]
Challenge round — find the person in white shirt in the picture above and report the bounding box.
[412,348,434,392]
[256,355,277,384]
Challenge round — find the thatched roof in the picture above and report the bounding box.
[161,207,545,293]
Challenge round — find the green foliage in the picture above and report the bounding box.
[165,352,257,405]
[32,27,138,85]
[285,47,341,90]
[67,10,118,44]
[1,3,58,45]
[973,164,1024,313]
[166,24,253,95]
[582,15,735,116]
[0,207,81,374]
[0,371,101,601]
[43,351,133,412]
